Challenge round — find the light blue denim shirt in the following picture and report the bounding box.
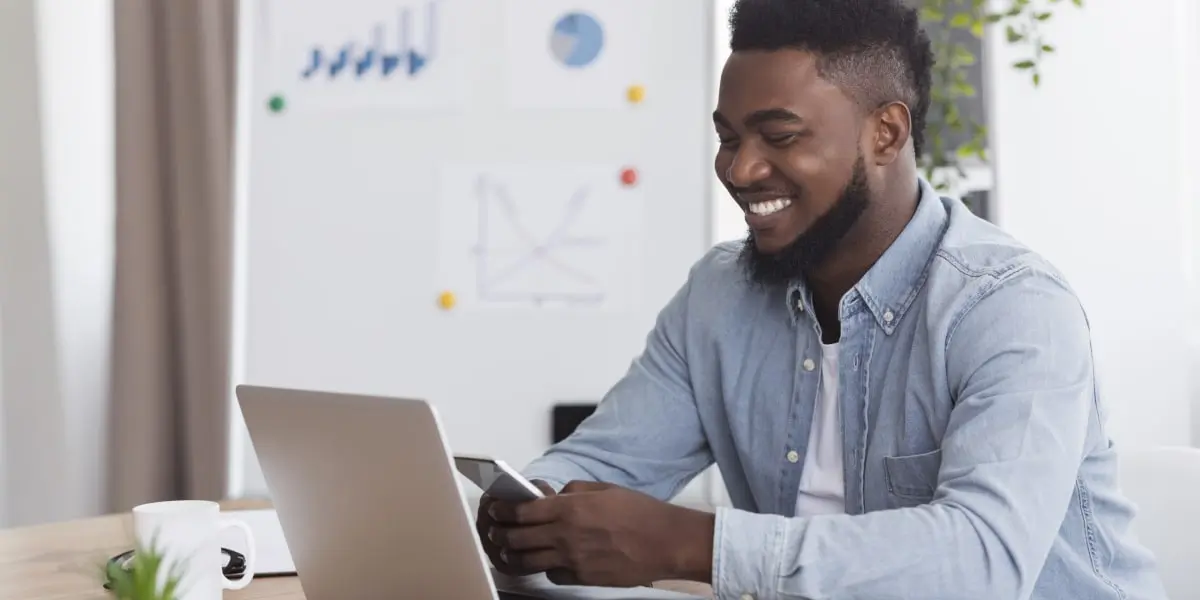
[522,179,1167,600]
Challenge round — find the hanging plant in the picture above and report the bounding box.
[919,0,1084,190]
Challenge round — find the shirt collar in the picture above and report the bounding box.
[786,177,948,333]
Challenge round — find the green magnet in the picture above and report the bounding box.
[267,95,286,113]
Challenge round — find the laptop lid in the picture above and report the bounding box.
[235,384,501,600]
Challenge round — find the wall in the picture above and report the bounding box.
[0,0,114,526]
[986,0,1194,447]
[1175,0,1200,445]
[0,0,70,527]
[36,0,116,521]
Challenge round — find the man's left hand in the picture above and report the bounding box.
[486,481,715,588]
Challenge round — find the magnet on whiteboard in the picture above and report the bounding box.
[620,168,638,187]
[626,85,645,104]
[268,94,286,113]
[437,291,457,310]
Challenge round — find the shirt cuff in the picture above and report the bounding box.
[712,507,787,600]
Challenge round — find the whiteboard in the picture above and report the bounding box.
[229,0,718,503]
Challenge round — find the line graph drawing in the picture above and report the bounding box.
[298,2,437,80]
[438,164,644,311]
[472,175,607,305]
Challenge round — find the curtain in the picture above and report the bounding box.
[108,0,238,510]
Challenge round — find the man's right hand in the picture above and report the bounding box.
[475,480,557,576]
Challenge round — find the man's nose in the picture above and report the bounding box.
[725,147,771,188]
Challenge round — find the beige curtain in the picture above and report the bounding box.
[108,0,238,511]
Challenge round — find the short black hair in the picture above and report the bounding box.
[728,0,933,157]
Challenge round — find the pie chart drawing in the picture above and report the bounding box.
[550,12,605,68]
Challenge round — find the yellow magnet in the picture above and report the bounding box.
[437,291,456,310]
[626,84,645,104]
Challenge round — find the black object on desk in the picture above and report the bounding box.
[102,547,248,589]
[552,403,597,443]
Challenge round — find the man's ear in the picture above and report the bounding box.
[871,102,912,166]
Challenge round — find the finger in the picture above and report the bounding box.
[489,496,560,525]
[531,480,557,497]
[501,549,567,575]
[547,568,581,586]
[477,521,506,566]
[476,522,509,570]
[560,480,615,494]
[489,523,558,551]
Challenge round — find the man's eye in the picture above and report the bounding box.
[717,137,738,147]
[764,133,799,146]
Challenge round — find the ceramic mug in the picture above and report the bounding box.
[132,500,257,600]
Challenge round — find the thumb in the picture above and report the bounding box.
[531,480,558,497]
[561,480,616,494]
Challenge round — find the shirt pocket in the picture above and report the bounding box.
[883,448,942,505]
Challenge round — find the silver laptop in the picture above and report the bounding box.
[236,385,703,600]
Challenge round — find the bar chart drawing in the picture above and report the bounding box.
[264,0,462,109]
[438,165,645,311]
[297,3,437,80]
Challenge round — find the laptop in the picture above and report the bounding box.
[235,384,705,600]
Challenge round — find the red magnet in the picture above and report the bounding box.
[620,167,638,186]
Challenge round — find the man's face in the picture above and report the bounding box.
[714,49,871,282]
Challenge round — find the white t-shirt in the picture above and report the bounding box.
[794,342,846,516]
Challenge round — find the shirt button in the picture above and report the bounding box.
[802,358,815,371]
[786,450,799,463]
[795,297,805,312]
[883,309,895,323]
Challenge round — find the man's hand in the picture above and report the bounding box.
[485,481,716,588]
[476,480,557,576]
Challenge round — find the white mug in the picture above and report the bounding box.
[131,500,257,600]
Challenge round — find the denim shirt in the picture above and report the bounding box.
[522,179,1167,600]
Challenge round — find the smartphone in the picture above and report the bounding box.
[453,454,545,502]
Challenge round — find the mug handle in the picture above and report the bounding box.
[217,518,256,590]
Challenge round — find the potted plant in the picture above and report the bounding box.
[102,538,184,600]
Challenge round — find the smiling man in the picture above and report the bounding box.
[475,0,1167,598]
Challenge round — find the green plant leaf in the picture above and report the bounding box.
[949,12,973,28]
[1033,72,1041,86]
[921,7,945,21]
[952,81,977,97]
[1072,0,1083,6]
[952,46,976,66]
[984,12,1005,23]
[1035,11,1053,20]
[1005,25,1024,42]
[1041,44,1055,52]
[101,535,184,600]
[1013,59,1036,69]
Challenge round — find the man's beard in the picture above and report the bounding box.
[739,155,870,287]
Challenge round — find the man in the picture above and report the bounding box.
[476,0,1166,598]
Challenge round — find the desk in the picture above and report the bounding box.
[0,500,713,599]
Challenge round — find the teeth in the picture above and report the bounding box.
[747,197,793,216]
